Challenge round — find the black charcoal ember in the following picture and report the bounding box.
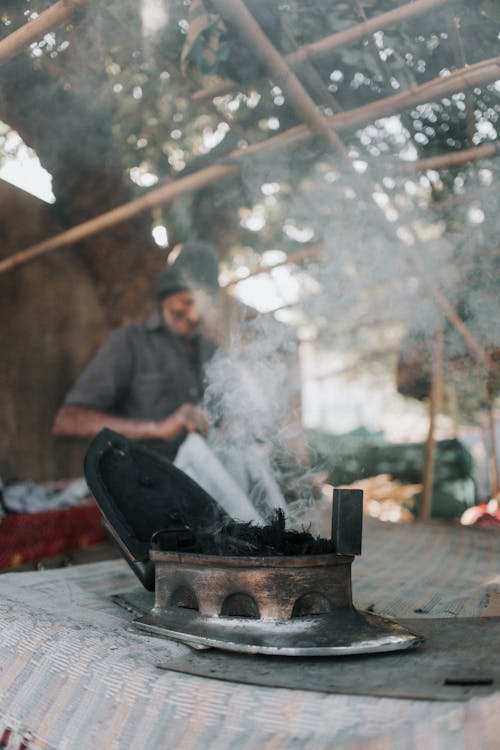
[152,509,336,556]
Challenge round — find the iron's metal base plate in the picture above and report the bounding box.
[133,607,422,656]
[153,617,500,702]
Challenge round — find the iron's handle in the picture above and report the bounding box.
[331,488,363,555]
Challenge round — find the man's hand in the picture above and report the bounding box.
[155,403,208,440]
[53,403,208,443]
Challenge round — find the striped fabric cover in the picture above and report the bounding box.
[0,518,499,749]
[354,518,500,617]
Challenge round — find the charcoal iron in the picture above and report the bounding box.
[85,429,423,655]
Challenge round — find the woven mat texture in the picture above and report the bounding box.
[0,517,499,750]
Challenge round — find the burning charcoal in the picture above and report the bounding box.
[151,508,336,557]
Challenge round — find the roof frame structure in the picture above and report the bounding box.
[0,53,498,276]
[210,0,496,374]
[0,2,497,369]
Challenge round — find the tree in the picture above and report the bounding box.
[1,0,499,410]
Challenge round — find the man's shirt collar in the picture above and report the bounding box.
[144,310,165,332]
[144,310,201,345]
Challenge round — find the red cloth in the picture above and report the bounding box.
[461,502,500,527]
[0,504,107,569]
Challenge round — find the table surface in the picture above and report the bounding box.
[1,517,499,750]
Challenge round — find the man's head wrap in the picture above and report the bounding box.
[157,241,219,299]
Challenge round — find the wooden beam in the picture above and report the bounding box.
[310,349,399,382]
[328,55,500,132]
[487,391,499,498]
[191,0,453,102]
[413,142,498,172]
[0,0,90,65]
[1,56,499,276]
[408,248,497,371]
[419,324,444,521]
[487,359,500,498]
[225,241,499,299]
[431,184,496,212]
[222,245,322,288]
[0,162,239,274]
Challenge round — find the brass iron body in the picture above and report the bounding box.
[134,549,422,655]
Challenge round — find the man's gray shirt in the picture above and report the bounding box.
[64,311,217,457]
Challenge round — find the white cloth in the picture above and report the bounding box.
[174,433,266,522]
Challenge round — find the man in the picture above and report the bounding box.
[52,241,218,460]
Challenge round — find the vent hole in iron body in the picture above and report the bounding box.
[220,593,260,619]
[169,586,199,611]
[292,593,332,618]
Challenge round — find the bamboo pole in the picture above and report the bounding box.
[487,395,499,497]
[222,245,322,288]
[0,0,90,65]
[1,56,499,276]
[0,162,239,274]
[328,55,500,132]
[311,348,399,382]
[419,324,444,521]
[191,0,453,102]
[408,248,497,371]
[211,0,349,156]
[487,372,500,497]
[227,243,499,294]
[431,184,496,212]
[412,142,498,172]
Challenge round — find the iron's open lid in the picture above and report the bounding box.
[84,429,230,590]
